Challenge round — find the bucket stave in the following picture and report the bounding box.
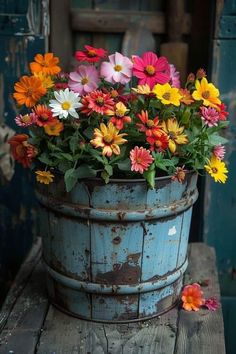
[36,172,198,322]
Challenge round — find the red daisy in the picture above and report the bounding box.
[34,104,56,127]
[147,130,169,152]
[136,110,160,137]
[133,51,170,89]
[81,90,114,115]
[217,102,229,121]
[75,45,107,63]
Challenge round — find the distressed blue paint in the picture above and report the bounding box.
[43,258,188,294]
[36,172,197,322]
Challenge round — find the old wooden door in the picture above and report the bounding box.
[0,0,49,304]
[203,1,236,353]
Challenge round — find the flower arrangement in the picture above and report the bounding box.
[9,47,229,191]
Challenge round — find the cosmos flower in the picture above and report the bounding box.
[169,64,180,88]
[152,83,182,106]
[181,283,205,311]
[133,51,170,88]
[68,65,99,95]
[100,52,133,85]
[30,53,61,75]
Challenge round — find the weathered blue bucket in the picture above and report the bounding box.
[36,172,198,323]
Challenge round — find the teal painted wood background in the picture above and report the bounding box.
[203,1,236,353]
[0,0,48,304]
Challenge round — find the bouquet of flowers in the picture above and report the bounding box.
[9,46,229,191]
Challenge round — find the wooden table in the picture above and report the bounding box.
[0,239,226,354]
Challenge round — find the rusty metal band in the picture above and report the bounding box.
[36,188,198,221]
[43,258,188,295]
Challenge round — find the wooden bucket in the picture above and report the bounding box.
[36,172,198,323]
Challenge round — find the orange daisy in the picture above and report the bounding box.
[34,104,56,127]
[30,53,61,75]
[44,120,64,136]
[13,75,46,107]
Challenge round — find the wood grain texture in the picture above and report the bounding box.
[174,243,226,354]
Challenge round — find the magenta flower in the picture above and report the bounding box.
[15,113,37,127]
[133,51,170,89]
[100,52,133,85]
[213,145,225,160]
[200,106,220,127]
[130,146,153,174]
[169,64,180,88]
[68,65,99,95]
[204,297,220,311]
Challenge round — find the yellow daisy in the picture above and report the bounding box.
[161,118,188,153]
[152,83,182,106]
[90,122,127,157]
[192,77,221,108]
[35,170,54,184]
[132,84,151,95]
[204,156,228,183]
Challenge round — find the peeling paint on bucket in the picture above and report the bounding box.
[36,172,198,323]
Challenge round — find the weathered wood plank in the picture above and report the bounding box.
[0,237,42,332]
[0,238,49,354]
[174,243,226,354]
[71,9,191,34]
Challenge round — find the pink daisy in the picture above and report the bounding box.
[15,113,37,127]
[213,145,225,160]
[133,51,170,89]
[100,52,133,85]
[169,64,180,88]
[68,65,99,95]
[75,45,107,63]
[130,146,154,174]
[200,106,220,127]
[204,297,220,311]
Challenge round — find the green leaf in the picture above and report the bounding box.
[58,160,73,173]
[90,149,106,164]
[208,134,228,146]
[38,153,55,166]
[77,164,97,179]
[101,170,110,184]
[64,168,78,192]
[104,164,113,176]
[117,158,131,171]
[143,163,156,189]
[69,135,79,154]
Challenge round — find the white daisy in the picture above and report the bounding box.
[49,88,82,119]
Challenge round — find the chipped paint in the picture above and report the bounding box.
[168,226,177,236]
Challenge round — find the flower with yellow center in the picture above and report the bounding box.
[132,84,151,95]
[204,156,228,183]
[192,77,221,108]
[106,102,129,118]
[161,118,188,153]
[44,120,64,136]
[35,170,54,184]
[152,83,182,106]
[49,88,82,119]
[34,72,54,89]
[90,122,127,157]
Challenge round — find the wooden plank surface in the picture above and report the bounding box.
[175,243,226,354]
[0,243,225,354]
